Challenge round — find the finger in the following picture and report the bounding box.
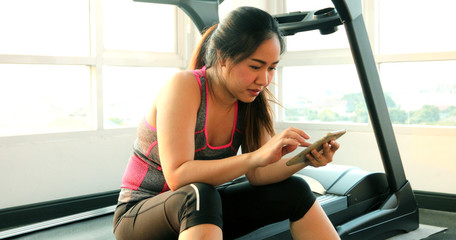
[311,149,325,165]
[322,142,331,156]
[283,127,310,142]
[300,141,312,148]
[312,148,320,157]
[281,138,301,148]
[306,153,319,167]
[283,129,311,147]
[282,143,298,155]
[313,148,332,165]
[287,127,310,140]
[329,140,340,151]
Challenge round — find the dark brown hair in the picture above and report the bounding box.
[188,24,217,70]
[188,6,285,153]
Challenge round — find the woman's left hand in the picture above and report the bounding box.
[305,140,340,167]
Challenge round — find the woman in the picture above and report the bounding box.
[113,6,340,240]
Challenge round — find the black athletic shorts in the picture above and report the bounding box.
[113,176,316,240]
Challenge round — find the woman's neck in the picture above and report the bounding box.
[206,66,237,110]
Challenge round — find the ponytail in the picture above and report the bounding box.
[188,24,218,70]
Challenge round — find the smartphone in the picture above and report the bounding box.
[286,129,346,166]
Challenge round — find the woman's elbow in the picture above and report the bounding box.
[246,173,262,186]
[162,162,188,191]
[164,169,191,191]
[165,175,183,191]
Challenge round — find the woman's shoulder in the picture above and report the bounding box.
[158,70,202,105]
[169,70,201,88]
[147,70,201,129]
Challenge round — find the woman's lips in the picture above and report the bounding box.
[248,89,261,96]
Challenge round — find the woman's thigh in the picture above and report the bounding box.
[113,189,182,240]
[114,183,223,240]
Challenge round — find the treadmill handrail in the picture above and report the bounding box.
[274,9,342,36]
[331,0,407,192]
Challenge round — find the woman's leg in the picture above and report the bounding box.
[218,176,318,239]
[113,183,223,240]
[114,190,181,240]
[290,201,340,240]
[178,183,223,240]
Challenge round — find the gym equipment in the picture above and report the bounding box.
[134,0,420,239]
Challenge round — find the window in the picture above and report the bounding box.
[0,0,90,56]
[0,0,91,137]
[103,1,176,52]
[281,0,456,128]
[380,61,456,126]
[279,0,355,125]
[282,65,367,123]
[377,0,456,127]
[378,0,456,54]
[0,64,91,136]
[0,0,181,137]
[103,66,178,128]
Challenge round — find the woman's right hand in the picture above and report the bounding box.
[250,127,312,168]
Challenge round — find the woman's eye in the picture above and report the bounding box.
[269,67,277,71]
[250,66,261,70]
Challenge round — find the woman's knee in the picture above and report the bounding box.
[178,183,223,232]
[187,182,222,208]
[271,176,316,221]
[279,176,313,196]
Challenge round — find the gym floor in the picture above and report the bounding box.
[4,208,455,240]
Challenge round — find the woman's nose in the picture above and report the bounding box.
[256,70,269,86]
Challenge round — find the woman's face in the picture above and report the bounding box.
[223,36,281,103]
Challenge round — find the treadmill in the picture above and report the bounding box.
[134,0,420,239]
